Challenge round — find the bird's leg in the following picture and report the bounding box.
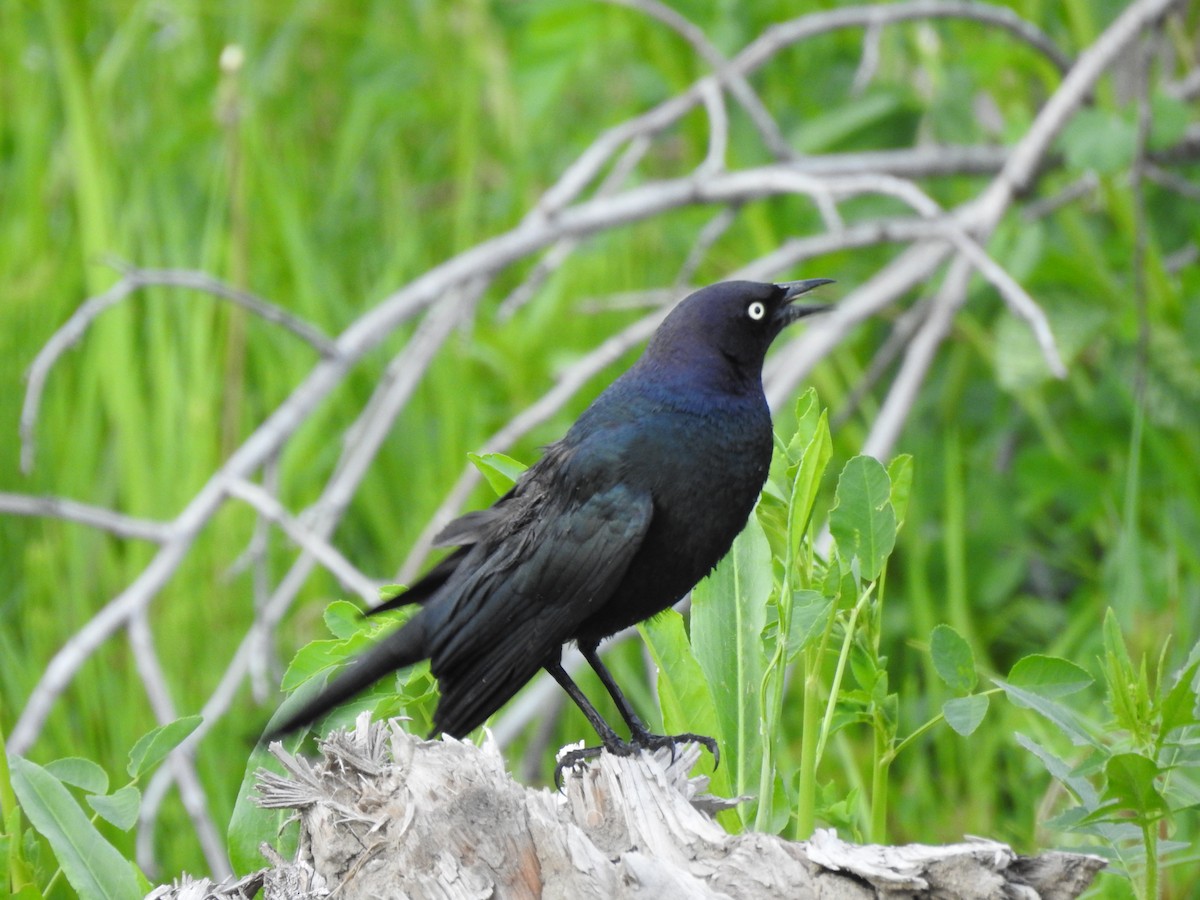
[545,660,633,785]
[545,659,628,750]
[579,642,719,766]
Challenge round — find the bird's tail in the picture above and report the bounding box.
[263,612,430,741]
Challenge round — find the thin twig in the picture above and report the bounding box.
[20,268,337,473]
[1022,172,1100,219]
[225,481,380,604]
[496,136,652,320]
[832,297,932,430]
[0,493,171,543]
[126,609,230,878]
[698,79,729,174]
[1143,163,1200,201]
[862,253,973,460]
[603,0,794,160]
[676,206,741,287]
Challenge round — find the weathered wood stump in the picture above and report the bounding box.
[149,717,1105,899]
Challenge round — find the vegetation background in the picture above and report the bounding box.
[1,0,1198,897]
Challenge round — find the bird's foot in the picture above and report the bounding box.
[553,742,611,788]
[628,728,720,768]
[554,731,719,788]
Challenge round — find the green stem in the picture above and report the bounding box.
[0,719,33,892]
[794,649,822,840]
[870,713,889,843]
[815,586,872,764]
[1141,820,1158,900]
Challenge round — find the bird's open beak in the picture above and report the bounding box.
[774,278,834,325]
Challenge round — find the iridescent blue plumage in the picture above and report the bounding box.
[269,279,832,754]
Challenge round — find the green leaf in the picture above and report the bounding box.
[1158,658,1200,737]
[1101,608,1151,736]
[43,758,108,795]
[638,611,731,798]
[785,387,822,462]
[86,786,141,832]
[1012,732,1100,808]
[1150,91,1192,151]
[829,456,896,582]
[1101,752,1169,823]
[886,454,913,528]
[943,694,989,736]
[930,624,976,693]
[1007,654,1093,697]
[467,451,527,496]
[323,600,365,639]
[227,745,298,874]
[9,757,142,900]
[691,512,771,806]
[1059,108,1136,174]
[281,615,393,692]
[126,716,202,780]
[785,590,833,659]
[786,410,832,561]
[993,677,1098,747]
[280,639,347,692]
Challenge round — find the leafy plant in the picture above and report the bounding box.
[992,611,1200,900]
[661,390,925,840]
[3,717,200,900]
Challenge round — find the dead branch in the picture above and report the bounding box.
[148,718,1105,899]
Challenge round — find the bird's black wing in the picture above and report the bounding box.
[367,499,516,615]
[425,480,653,737]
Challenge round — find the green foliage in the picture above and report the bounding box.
[691,503,772,821]
[3,718,198,899]
[468,452,528,495]
[990,610,1200,900]
[3,2,1200,893]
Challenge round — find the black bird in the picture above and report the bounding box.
[269,279,832,757]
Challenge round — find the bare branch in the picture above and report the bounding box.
[975,0,1182,224]
[1022,172,1100,219]
[0,492,170,543]
[1144,162,1200,201]
[675,205,741,287]
[20,268,337,474]
[603,0,794,159]
[852,21,884,95]
[697,78,729,173]
[862,253,973,460]
[126,609,231,879]
[540,2,1069,215]
[496,136,652,320]
[941,231,1066,377]
[225,481,380,604]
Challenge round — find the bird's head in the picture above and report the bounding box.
[645,279,833,385]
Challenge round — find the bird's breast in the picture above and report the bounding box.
[573,397,774,641]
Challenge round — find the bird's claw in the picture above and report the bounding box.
[630,730,720,769]
[553,743,609,789]
[554,731,719,789]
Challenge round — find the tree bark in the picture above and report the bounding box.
[148,717,1107,899]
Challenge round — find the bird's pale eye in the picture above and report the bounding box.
[747,301,766,321]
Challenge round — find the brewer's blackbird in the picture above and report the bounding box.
[268,279,831,757]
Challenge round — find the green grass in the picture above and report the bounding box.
[3,2,1199,895]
